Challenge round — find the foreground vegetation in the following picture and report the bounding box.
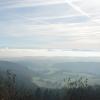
[0,70,100,100]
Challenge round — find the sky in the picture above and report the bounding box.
[0,49,100,57]
[0,0,100,50]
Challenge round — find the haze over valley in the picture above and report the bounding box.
[1,51,100,88]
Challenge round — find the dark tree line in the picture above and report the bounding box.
[0,70,100,100]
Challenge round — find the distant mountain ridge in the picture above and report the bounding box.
[1,57,100,88]
[0,61,38,89]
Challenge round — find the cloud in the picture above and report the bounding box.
[0,0,100,50]
[0,0,65,10]
[0,49,100,57]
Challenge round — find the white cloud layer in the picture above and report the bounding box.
[0,49,100,57]
[0,0,100,50]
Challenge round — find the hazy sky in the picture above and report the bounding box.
[0,0,100,50]
[0,49,100,57]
